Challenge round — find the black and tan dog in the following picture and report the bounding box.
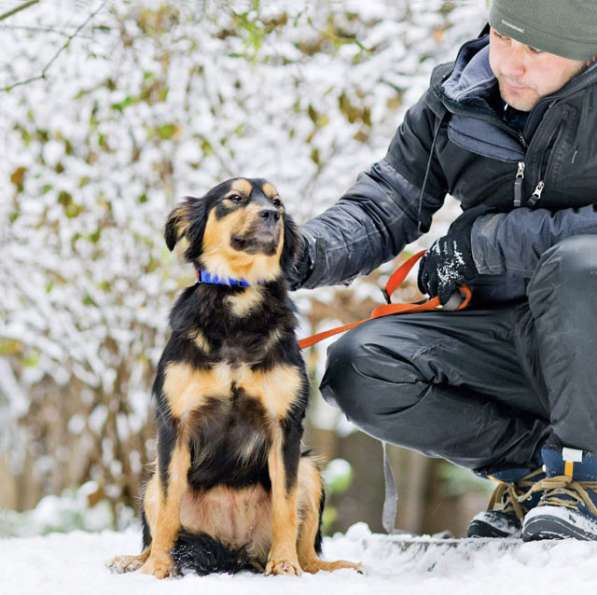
[109,178,362,578]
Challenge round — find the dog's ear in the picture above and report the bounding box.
[165,199,191,251]
[164,197,207,260]
[280,213,300,274]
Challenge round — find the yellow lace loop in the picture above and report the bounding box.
[518,475,597,517]
[486,468,545,521]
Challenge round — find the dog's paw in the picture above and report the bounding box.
[140,553,174,579]
[265,557,303,576]
[107,553,148,574]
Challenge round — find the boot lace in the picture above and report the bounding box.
[487,468,544,521]
[518,476,597,517]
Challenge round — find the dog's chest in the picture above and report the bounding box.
[190,323,282,366]
[187,386,272,484]
[163,360,303,421]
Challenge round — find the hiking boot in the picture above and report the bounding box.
[467,467,545,538]
[522,446,597,541]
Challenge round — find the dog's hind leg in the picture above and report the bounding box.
[296,456,363,574]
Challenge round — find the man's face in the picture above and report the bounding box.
[488,26,587,111]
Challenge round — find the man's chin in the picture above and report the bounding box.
[499,85,537,112]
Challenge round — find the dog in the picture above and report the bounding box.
[108,177,362,578]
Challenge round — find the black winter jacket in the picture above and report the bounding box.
[298,28,597,304]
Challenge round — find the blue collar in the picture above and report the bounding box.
[196,269,250,287]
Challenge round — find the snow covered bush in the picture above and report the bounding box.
[1,0,488,517]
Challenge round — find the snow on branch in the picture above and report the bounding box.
[0,0,39,22]
[1,0,107,93]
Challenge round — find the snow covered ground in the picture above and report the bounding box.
[3,522,597,595]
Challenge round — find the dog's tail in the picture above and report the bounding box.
[171,530,259,575]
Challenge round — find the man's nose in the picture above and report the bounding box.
[501,42,527,78]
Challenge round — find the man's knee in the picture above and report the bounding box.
[319,328,364,417]
[318,321,423,427]
[528,235,597,304]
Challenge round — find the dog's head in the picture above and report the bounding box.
[165,178,300,284]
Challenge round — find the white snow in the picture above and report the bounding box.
[2,523,597,595]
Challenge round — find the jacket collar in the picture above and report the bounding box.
[442,34,495,106]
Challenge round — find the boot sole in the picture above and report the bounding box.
[467,519,521,539]
[523,507,597,541]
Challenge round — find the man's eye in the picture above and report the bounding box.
[529,46,543,55]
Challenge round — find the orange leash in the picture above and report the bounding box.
[298,250,472,350]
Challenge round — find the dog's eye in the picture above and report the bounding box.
[228,193,244,203]
[272,197,282,208]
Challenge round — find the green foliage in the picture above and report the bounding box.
[438,462,494,497]
[338,92,371,126]
[0,483,135,537]
[57,191,83,218]
[297,13,371,58]
[10,166,26,192]
[233,7,267,59]
[137,5,180,37]
[111,96,138,112]
[153,123,180,141]
[0,339,22,356]
[22,350,40,368]
[322,459,353,534]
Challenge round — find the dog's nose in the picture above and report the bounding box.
[258,208,280,222]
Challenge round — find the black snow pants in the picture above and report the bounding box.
[320,235,597,475]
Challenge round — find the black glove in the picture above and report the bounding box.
[417,205,492,305]
[285,229,313,291]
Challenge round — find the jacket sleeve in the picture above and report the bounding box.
[471,205,597,277]
[296,87,449,289]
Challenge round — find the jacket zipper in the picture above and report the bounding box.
[513,163,545,208]
[527,181,545,207]
[528,114,567,207]
[514,161,525,207]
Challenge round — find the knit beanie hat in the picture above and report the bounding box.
[489,0,597,61]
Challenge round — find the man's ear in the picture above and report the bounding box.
[164,197,207,260]
[280,213,300,274]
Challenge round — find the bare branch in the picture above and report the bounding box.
[0,24,94,39]
[1,0,108,93]
[0,0,39,22]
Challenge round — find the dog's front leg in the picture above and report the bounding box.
[265,417,303,576]
[140,421,190,579]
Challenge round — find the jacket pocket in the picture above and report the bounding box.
[527,105,572,207]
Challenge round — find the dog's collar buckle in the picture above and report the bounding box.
[196,269,250,287]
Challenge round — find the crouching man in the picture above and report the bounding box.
[289,0,597,540]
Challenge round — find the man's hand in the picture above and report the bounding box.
[285,228,313,291]
[417,205,492,305]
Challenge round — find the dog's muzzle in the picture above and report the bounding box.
[231,210,281,255]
